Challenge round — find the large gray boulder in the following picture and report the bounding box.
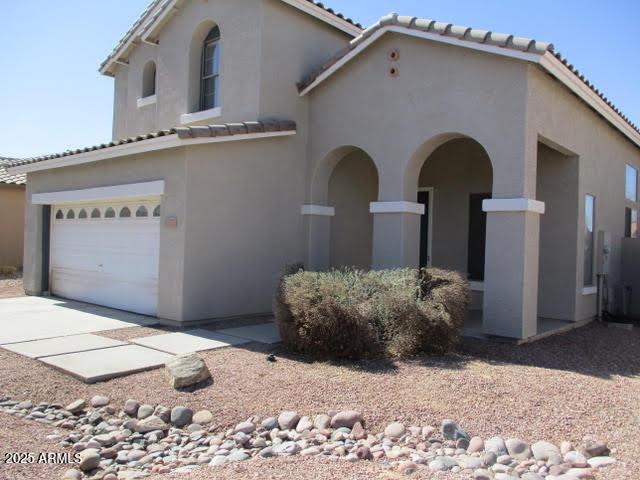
[165,353,211,389]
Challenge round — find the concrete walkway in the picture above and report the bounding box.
[0,297,281,384]
[0,297,158,345]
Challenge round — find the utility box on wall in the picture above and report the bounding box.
[621,238,640,318]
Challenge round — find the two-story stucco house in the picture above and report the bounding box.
[8,0,640,340]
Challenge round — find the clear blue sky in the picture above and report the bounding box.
[1,0,638,158]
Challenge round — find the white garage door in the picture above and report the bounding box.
[50,200,161,316]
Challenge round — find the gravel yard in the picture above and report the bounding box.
[0,322,638,479]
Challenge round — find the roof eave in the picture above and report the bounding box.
[7,129,296,175]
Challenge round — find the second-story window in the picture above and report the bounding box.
[200,26,221,111]
[142,61,157,98]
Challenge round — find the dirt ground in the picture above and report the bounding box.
[0,274,24,299]
[0,322,637,479]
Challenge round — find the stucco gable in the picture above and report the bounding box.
[100,0,362,77]
[299,13,640,149]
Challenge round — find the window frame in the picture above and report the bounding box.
[199,27,221,112]
[583,194,596,287]
[142,61,157,99]
[625,207,638,238]
[626,164,638,202]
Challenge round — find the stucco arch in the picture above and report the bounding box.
[404,132,496,201]
[310,145,379,205]
[187,20,221,113]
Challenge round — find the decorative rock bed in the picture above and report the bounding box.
[0,396,617,480]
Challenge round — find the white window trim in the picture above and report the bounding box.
[483,198,545,214]
[180,107,222,125]
[301,205,335,217]
[137,94,157,108]
[32,181,165,205]
[370,201,425,215]
[582,286,597,296]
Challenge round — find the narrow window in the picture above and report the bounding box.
[153,205,161,217]
[625,207,638,238]
[78,209,88,219]
[200,26,221,111]
[120,206,131,218]
[142,61,157,98]
[105,207,116,218]
[626,165,637,202]
[91,208,101,219]
[66,209,75,220]
[584,195,595,286]
[55,210,63,220]
[136,206,149,218]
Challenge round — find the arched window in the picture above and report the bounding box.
[200,26,221,111]
[120,206,131,218]
[142,61,157,98]
[55,210,64,220]
[66,209,75,220]
[105,207,116,218]
[136,206,149,218]
[91,208,101,219]
[78,209,88,219]
[153,205,161,217]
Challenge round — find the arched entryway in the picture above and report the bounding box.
[306,146,378,271]
[413,136,493,322]
[328,148,378,269]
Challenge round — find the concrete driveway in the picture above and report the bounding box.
[0,296,158,345]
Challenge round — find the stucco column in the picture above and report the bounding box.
[370,202,424,269]
[302,205,335,271]
[483,199,545,339]
[22,190,44,295]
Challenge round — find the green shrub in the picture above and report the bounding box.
[273,265,470,359]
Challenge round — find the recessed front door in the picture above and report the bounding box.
[418,189,432,268]
[467,193,491,281]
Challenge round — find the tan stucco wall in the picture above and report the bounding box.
[328,150,378,269]
[527,65,640,320]
[113,0,263,139]
[181,136,304,321]
[418,138,492,276]
[536,143,579,321]
[307,33,532,206]
[23,150,188,321]
[113,0,350,140]
[0,185,25,268]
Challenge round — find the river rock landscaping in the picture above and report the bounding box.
[0,397,617,480]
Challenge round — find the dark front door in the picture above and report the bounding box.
[468,193,491,281]
[418,190,431,268]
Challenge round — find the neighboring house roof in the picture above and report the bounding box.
[298,13,640,148]
[100,0,363,76]
[7,120,297,174]
[0,158,26,185]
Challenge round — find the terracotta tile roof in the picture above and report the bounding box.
[7,120,297,169]
[0,158,26,185]
[176,119,296,138]
[100,0,362,74]
[297,13,639,138]
[298,13,554,92]
[551,51,640,136]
